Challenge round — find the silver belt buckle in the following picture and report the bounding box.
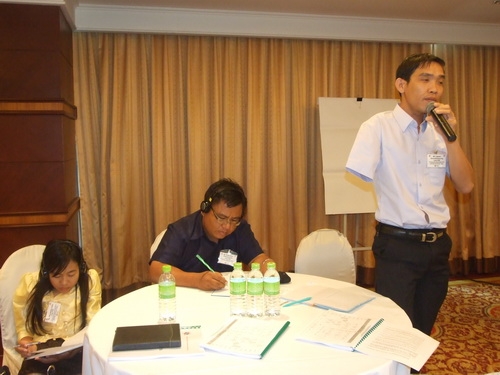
[422,232,437,242]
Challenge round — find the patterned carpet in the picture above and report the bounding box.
[421,279,500,375]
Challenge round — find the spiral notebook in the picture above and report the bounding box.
[201,317,290,359]
[296,310,439,371]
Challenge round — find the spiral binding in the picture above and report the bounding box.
[355,318,385,348]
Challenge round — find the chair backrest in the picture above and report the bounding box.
[150,229,167,257]
[0,244,45,373]
[294,229,356,283]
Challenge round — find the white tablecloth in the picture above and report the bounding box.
[83,273,411,375]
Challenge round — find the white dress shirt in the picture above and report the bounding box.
[346,104,450,229]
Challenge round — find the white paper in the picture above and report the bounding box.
[318,97,398,214]
[297,310,375,351]
[354,323,440,371]
[282,285,375,313]
[26,327,87,359]
[296,309,439,371]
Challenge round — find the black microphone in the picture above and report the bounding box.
[0,366,10,375]
[426,102,457,142]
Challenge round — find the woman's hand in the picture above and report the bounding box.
[14,337,38,358]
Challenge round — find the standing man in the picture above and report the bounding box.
[149,178,275,291]
[346,53,474,338]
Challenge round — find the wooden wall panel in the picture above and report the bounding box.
[0,159,77,213]
[0,50,72,100]
[0,211,79,267]
[0,3,71,51]
[0,114,76,162]
[0,3,79,268]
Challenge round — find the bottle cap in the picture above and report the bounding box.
[251,262,260,270]
[267,262,276,269]
[162,264,172,273]
[233,262,242,270]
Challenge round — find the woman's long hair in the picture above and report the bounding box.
[25,239,90,336]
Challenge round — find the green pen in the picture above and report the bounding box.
[196,254,215,272]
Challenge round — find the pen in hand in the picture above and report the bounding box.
[196,254,215,273]
[15,341,41,356]
[15,341,40,348]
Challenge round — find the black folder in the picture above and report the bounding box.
[112,323,181,351]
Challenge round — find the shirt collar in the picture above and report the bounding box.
[191,211,206,240]
[394,103,427,133]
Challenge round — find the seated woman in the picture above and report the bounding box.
[13,239,101,375]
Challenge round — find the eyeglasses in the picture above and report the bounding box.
[211,208,241,227]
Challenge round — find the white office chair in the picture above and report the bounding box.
[0,244,45,374]
[295,229,356,283]
[150,229,167,257]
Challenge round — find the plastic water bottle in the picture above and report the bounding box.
[230,262,246,316]
[158,264,176,322]
[264,261,280,316]
[246,262,264,317]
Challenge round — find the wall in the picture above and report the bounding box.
[0,3,79,266]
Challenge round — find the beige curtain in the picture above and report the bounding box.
[73,33,499,289]
[433,45,500,274]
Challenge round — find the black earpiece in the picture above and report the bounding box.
[200,184,233,213]
[200,179,246,215]
[80,260,88,273]
[200,198,212,213]
[40,240,87,277]
[41,264,48,278]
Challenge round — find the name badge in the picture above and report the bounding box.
[218,249,238,266]
[44,301,61,324]
[427,153,446,168]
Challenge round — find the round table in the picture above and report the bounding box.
[83,273,411,375]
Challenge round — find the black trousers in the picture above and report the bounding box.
[372,231,452,335]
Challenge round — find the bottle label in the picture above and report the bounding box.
[230,278,246,295]
[247,279,263,296]
[159,282,175,299]
[264,277,280,295]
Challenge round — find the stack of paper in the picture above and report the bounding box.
[296,309,439,371]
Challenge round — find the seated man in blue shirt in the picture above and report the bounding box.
[149,178,275,291]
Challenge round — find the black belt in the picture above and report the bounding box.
[376,223,446,243]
